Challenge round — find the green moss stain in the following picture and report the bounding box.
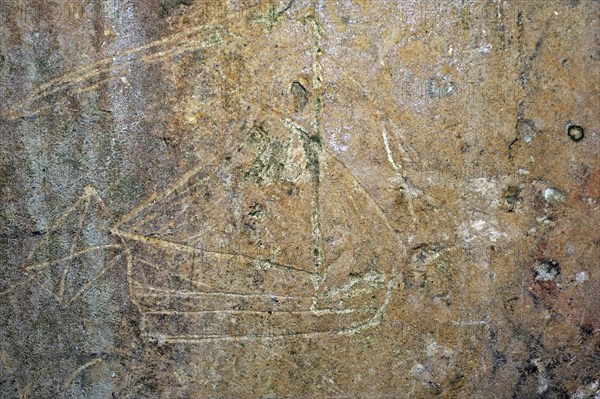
[251,4,281,31]
[244,126,288,185]
[300,130,321,177]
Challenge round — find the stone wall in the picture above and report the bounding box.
[1,1,598,398]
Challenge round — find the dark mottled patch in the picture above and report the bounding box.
[492,350,507,372]
[503,184,522,212]
[534,259,560,281]
[579,323,594,338]
[291,81,309,112]
[158,0,193,16]
[546,353,573,370]
[426,381,442,395]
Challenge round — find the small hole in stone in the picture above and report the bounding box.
[567,124,584,142]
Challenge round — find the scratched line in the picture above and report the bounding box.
[61,358,103,399]
[113,228,313,275]
[143,308,358,315]
[22,191,89,264]
[59,190,91,302]
[133,285,314,301]
[5,26,234,120]
[113,161,219,229]
[24,244,123,273]
[260,101,405,255]
[140,279,396,343]
[136,257,215,291]
[66,252,125,306]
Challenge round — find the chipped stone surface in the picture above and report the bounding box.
[0,1,598,398]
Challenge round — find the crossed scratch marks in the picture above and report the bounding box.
[1,157,397,342]
[112,228,311,276]
[24,245,122,275]
[111,156,313,278]
[2,13,408,341]
[113,161,219,230]
[280,114,405,260]
[4,25,232,121]
[106,146,397,341]
[119,146,399,342]
[1,186,127,307]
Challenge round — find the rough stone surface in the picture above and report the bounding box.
[0,1,599,398]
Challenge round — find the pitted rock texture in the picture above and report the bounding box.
[1,1,599,398]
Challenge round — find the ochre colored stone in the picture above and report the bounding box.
[0,1,598,398]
